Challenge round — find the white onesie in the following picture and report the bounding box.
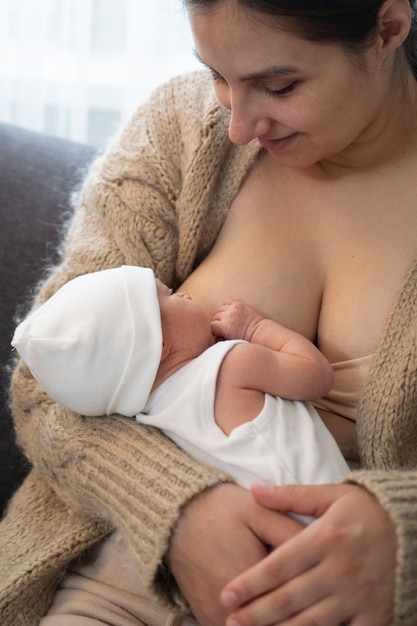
[139,340,349,497]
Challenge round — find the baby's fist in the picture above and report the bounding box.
[211,299,262,341]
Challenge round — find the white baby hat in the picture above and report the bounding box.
[12,266,162,417]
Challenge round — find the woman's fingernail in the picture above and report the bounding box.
[221,590,238,607]
[252,483,274,494]
[227,620,241,626]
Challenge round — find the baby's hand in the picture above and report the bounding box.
[211,299,263,342]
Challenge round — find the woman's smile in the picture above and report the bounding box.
[189,2,410,169]
[258,133,298,152]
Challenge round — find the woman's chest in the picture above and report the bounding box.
[182,155,417,362]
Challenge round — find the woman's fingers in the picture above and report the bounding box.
[167,483,301,626]
[251,482,346,517]
[223,568,355,626]
[221,483,396,626]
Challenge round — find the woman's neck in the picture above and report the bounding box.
[319,74,417,174]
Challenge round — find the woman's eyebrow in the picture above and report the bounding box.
[193,49,298,82]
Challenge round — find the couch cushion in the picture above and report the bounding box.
[0,123,96,517]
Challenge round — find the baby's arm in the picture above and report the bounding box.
[211,299,333,402]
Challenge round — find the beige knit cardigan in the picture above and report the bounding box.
[1,71,417,626]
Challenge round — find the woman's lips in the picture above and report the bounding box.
[258,133,298,152]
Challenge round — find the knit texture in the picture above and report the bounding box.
[346,258,417,624]
[0,470,108,625]
[1,71,417,625]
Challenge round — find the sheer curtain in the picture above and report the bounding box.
[0,0,200,147]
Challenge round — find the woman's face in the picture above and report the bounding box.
[188,3,391,168]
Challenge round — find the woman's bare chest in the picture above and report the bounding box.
[182,155,417,362]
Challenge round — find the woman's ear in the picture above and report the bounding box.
[376,0,412,56]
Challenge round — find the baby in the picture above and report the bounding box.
[12,266,349,507]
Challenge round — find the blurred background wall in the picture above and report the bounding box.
[0,0,200,147]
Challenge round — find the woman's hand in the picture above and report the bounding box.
[220,483,397,626]
[167,483,303,626]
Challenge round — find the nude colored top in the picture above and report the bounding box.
[313,354,374,467]
[314,354,375,422]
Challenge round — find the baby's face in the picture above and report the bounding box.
[156,280,214,351]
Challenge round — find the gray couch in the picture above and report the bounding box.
[0,123,96,518]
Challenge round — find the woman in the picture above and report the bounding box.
[1,0,417,624]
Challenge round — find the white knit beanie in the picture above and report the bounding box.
[12,266,162,417]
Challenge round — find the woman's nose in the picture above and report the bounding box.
[227,94,272,146]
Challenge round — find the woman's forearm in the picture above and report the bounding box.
[11,358,231,596]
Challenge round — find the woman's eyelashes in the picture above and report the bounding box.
[209,69,297,98]
[210,69,225,84]
[264,80,297,97]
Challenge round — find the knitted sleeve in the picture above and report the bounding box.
[343,258,417,626]
[10,73,234,600]
[344,470,417,626]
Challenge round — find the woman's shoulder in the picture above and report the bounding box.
[154,70,225,116]
[125,70,230,145]
[97,71,229,170]
[93,69,257,202]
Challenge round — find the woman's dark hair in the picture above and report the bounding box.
[184,0,417,78]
